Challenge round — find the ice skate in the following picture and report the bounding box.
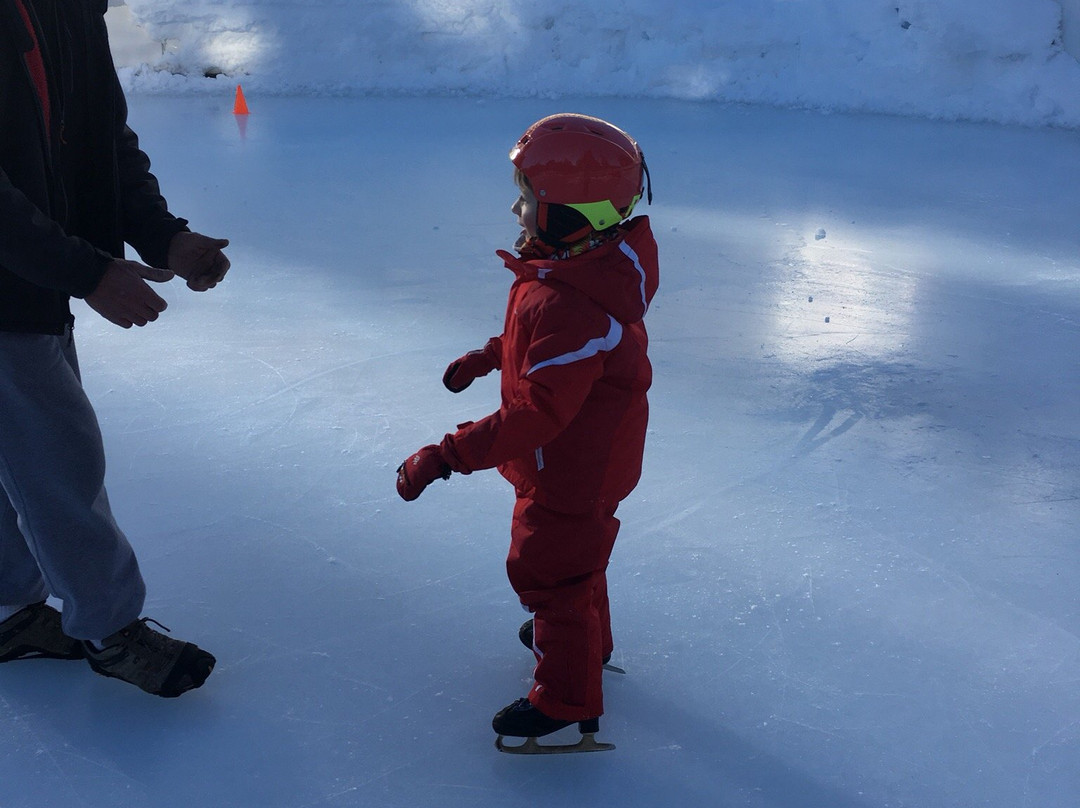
[518,618,625,674]
[492,697,614,754]
[0,602,85,662]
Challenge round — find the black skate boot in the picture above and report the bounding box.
[492,697,614,754]
[518,618,623,673]
[0,602,85,662]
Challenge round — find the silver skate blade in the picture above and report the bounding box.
[495,733,615,755]
[602,662,626,674]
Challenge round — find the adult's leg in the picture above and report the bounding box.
[0,489,48,617]
[0,330,145,640]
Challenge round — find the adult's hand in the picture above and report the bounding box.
[85,259,174,328]
[168,231,230,291]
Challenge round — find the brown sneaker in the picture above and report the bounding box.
[0,602,85,663]
[83,618,215,698]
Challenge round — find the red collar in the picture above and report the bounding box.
[12,0,51,140]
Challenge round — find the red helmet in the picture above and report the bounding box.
[510,113,649,241]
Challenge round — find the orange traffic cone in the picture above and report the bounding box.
[233,84,250,115]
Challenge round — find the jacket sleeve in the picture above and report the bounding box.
[482,335,503,370]
[441,295,612,473]
[107,46,188,269]
[0,167,111,297]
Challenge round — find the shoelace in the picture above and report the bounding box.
[138,617,172,634]
[96,617,173,657]
[126,618,174,651]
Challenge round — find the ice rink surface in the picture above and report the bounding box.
[1,94,1078,807]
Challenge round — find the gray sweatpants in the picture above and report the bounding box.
[0,328,145,640]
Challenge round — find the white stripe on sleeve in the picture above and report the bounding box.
[526,315,624,376]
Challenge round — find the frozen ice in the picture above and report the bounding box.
[0,90,1073,808]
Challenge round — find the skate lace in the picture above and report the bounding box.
[119,618,176,669]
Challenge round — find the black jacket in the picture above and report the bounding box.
[0,0,187,333]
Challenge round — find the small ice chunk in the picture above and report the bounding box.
[815,228,826,240]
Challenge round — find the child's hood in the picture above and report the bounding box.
[496,216,659,325]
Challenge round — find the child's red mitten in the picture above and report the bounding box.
[396,445,452,501]
[442,338,501,392]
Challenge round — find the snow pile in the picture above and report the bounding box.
[115,0,1080,127]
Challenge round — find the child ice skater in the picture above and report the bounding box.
[396,113,658,753]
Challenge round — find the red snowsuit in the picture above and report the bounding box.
[441,216,659,720]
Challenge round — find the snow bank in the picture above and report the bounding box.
[114,0,1080,128]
